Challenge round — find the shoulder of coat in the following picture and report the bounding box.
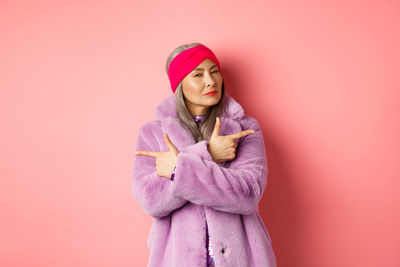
[238,114,261,131]
[139,119,162,135]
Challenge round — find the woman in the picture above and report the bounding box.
[132,43,277,267]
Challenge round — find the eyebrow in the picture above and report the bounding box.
[193,64,218,71]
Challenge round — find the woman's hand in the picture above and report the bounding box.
[208,117,255,163]
[135,133,178,179]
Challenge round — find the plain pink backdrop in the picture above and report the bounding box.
[1,0,399,266]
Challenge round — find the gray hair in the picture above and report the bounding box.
[166,43,226,142]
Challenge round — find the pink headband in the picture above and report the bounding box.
[168,44,222,93]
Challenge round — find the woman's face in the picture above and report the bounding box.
[181,58,223,116]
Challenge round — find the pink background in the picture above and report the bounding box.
[1,0,399,266]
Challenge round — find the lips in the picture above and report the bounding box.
[205,90,217,95]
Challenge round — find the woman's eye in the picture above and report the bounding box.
[194,70,217,77]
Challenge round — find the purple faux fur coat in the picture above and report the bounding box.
[132,92,277,267]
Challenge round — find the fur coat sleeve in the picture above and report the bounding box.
[132,116,267,217]
[132,122,188,219]
[169,119,267,215]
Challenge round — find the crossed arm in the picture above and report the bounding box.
[131,120,268,219]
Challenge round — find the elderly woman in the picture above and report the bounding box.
[132,43,277,267]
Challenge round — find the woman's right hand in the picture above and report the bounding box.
[207,117,255,163]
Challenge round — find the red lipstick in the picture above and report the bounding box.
[205,90,217,95]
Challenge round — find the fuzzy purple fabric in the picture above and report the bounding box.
[132,92,277,267]
[191,114,215,266]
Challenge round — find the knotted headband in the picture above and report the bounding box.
[168,44,222,93]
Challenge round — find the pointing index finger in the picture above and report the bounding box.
[135,150,159,157]
[230,129,256,140]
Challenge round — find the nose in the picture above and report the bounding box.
[204,71,217,87]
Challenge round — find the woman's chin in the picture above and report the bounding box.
[204,98,220,106]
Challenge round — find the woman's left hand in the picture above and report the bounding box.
[135,133,179,179]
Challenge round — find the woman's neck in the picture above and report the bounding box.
[186,102,209,117]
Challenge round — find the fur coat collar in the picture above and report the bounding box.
[154,92,244,152]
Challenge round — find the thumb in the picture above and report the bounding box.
[211,116,221,138]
